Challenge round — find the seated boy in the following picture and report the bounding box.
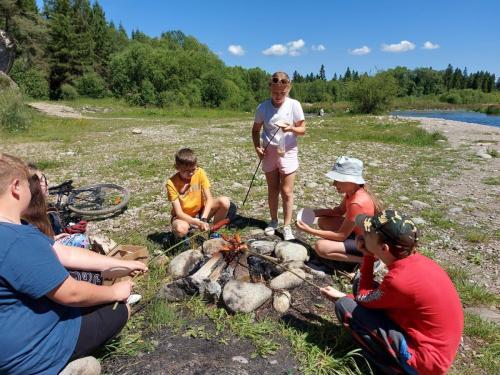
[166,148,231,238]
[320,210,463,375]
[0,153,147,374]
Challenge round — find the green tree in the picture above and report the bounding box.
[318,64,326,81]
[90,1,112,78]
[443,64,453,90]
[343,67,352,81]
[349,73,398,114]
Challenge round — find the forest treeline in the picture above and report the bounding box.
[1,0,499,113]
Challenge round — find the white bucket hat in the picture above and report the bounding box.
[325,156,365,184]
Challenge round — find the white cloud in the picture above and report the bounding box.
[262,44,288,56]
[262,39,306,56]
[312,44,326,52]
[381,40,415,53]
[228,44,245,56]
[348,45,371,55]
[422,41,440,50]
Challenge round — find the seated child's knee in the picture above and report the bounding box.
[172,220,190,237]
[220,196,230,209]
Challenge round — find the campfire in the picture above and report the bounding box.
[159,232,313,313]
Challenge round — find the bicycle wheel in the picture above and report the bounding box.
[67,183,130,216]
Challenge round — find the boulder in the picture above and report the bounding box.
[269,269,306,290]
[223,280,272,313]
[247,239,276,255]
[273,290,291,313]
[168,249,204,280]
[274,242,309,263]
[202,238,230,256]
[59,356,101,375]
[411,200,431,210]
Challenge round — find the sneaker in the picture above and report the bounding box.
[127,294,142,305]
[283,225,295,241]
[264,219,279,236]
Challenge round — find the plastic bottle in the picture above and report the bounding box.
[277,128,286,156]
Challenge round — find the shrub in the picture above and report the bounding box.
[439,92,462,104]
[158,90,189,108]
[60,84,78,100]
[10,63,49,99]
[349,74,398,114]
[75,71,108,98]
[0,89,30,132]
[485,104,500,115]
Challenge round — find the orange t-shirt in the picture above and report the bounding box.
[166,167,211,217]
[344,188,375,236]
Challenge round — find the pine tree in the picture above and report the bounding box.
[292,70,303,83]
[71,0,94,74]
[462,67,468,89]
[443,64,453,90]
[90,1,112,77]
[318,64,326,80]
[344,67,352,81]
[496,77,500,90]
[451,68,463,90]
[332,73,337,81]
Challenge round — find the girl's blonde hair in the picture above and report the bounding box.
[269,71,291,88]
[362,184,383,213]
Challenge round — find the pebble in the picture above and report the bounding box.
[411,200,431,210]
[232,356,249,364]
[131,128,142,134]
[412,217,426,225]
[448,207,463,214]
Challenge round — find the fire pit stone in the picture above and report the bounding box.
[269,269,306,290]
[273,290,291,313]
[168,249,204,280]
[275,242,309,263]
[247,239,277,255]
[202,238,230,256]
[222,279,272,313]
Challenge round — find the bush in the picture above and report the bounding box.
[9,62,49,99]
[75,71,108,98]
[158,90,189,108]
[349,74,398,114]
[440,92,462,104]
[440,89,488,105]
[485,104,500,115]
[0,89,30,132]
[60,84,78,100]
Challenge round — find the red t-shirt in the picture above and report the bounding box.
[355,254,463,375]
[343,188,375,236]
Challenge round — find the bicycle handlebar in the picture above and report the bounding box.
[48,179,73,194]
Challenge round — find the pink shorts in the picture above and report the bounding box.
[262,145,299,175]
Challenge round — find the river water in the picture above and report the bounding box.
[391,110,500,128]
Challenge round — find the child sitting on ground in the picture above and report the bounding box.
[296,156,381,266]
[320,210,463,375]
[0,153,148,374]
[166,148,231,238]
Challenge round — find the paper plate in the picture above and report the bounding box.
[274,119,289,128]
[297,207,315,225]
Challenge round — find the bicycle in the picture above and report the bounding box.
[48,180,130,226]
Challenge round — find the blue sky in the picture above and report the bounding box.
[39,0,500,79]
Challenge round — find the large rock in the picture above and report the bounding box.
[202,238,229,256]
[269,269,306,290]
[411,200,431,210]
[168,249,204,279]
[247,239,276,255]
[223,280,272,313]
[273,291,291,313]
[274,242,309,263]
[159,278,199,302]
[59,356,101,375]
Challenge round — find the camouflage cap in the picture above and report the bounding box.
[355,210,419,251]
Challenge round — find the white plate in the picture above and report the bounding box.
[297,207,315,225]
[274,119,289,128]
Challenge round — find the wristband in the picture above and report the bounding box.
[200,217,208,223]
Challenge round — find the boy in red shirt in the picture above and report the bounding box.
[321,210,463,375]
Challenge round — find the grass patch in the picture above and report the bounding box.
[420,209,456,230]
[446,267,500,307]
[482,176,500,185]
[280,317,369,375]
[316,117,446,147]
[463,312,500,374]
[486,147,498,158]
[464,230,491,243]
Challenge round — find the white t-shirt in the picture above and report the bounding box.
[254,97,305,150]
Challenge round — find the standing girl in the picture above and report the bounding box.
[296,156,382,265]
[252,72,306,240]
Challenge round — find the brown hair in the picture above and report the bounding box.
[175,148,197,168]
[374,232,417,260]
[0,153,30,195]
[22,174,54,237]
[361,184,384,213]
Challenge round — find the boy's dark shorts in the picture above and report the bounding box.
[344,233,363,256]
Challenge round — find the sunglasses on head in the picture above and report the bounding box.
[271,77,290,84]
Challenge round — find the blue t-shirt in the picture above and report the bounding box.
[0,223,81,375]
